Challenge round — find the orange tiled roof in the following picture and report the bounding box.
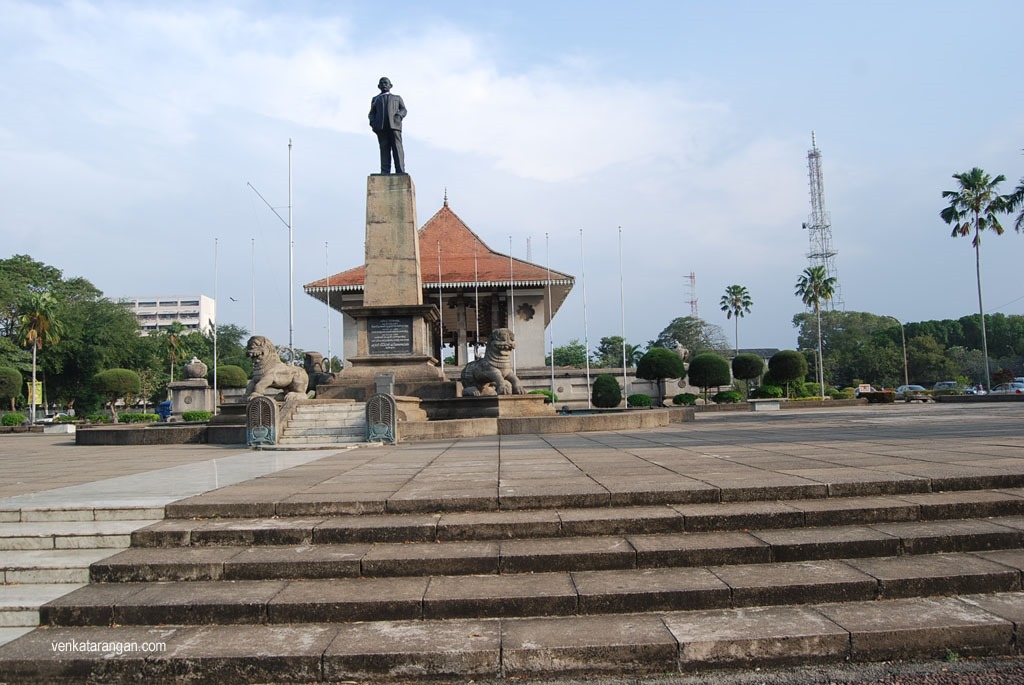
[305,203,573,291]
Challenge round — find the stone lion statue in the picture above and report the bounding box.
[245,335,309,400]
[461,328,525,396]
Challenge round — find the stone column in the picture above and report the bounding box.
[364,175,422,307]
[456,298,469,365]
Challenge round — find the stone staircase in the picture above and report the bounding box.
[0,506,162,647]
[276,400,366,447]
[3,479,1024,681]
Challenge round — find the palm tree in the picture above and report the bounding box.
[17,292,62,424]
[940,167,1010,391]
[794,266,835,399]
[719,285,753,356]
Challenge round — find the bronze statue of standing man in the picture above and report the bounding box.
[368,77,407,174]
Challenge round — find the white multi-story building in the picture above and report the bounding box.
[115,295,216,336]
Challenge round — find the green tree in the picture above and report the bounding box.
[17,291,62,422]
[635,347,686,405]
[591,336,643,368]
[1006,152,1024,233]
[768,350,808,398]
[653,316,730,357]
[940,167,1011,390]
[216,365,248,389]
[731,353,765,393]
[687,353,732,402]
[548,339,588,368]
[591,373,622,408]
[719,285,753,356]
[94,368,142,423]
[0,366,21,411]
[795,266,836,398]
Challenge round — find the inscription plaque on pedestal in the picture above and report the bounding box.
[368,316,414,356]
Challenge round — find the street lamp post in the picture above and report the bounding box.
[886,316,909,388]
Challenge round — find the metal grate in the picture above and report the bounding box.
[246,395,278,446]
[366,394,397,444]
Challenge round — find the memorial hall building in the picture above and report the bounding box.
[304,200,575,368]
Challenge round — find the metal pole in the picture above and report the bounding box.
[509,235,516,372]
[325,241,331,367]
[437,241,444,373]
[546,233,555,399]
[618,226,629,403]
[250,238,256,334]
[213,238,218,416]
[474,244,480,360]
[288,139,294,362]
[580,228,592,409]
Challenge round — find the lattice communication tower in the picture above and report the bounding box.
[802,132,843,309]
[686,271,698,319]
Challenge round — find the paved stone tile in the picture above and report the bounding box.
[778,468,929,497]
[361,540,499,577]
[110,580,287,625]
[501,613,677,676]
[974,548,1024,573]
[787,496,919,526]
[40,583,147,626]
[664,605,849,667]
[499,536,635,573]
[960,591,1024,625]
[846,553,1021,598]
[709,560,878,606]
[436,510,560,541]
[424,572,577,619]
[672,501,804,532]
[269,577,429,622]
[313,513,440,543]
[817,596,1014,659]
[324,618,500,680]
[130,519,198,547]
[90,547,244,582]
[752,525,901,562]
[223,544,369,580]
[902,490,1024,520]
[628,531,770,568]
[572,567,730,614]
[274,494,388,516]
[557,505,685,537]
[870,519,1022,554]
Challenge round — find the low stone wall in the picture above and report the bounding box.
[76,424,207,446]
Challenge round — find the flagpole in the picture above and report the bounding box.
[546,232,555,399]
[580,228,591,409]
[437,241,444,374]
[509,235,516,372]
[473,244,480,361]
[325,241,331,367]
[618,226,628,404]
[213,237,219,415]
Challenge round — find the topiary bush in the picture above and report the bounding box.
[711,390,743,404]
[687,353,732,401]
[215,365,248,389]
[94,368,142,423]
[635,348,686,405]
[2,413,26,426]
[182,411,212,422]
[119,413,159,424]
[87,413,113,424]
[750,385,784,399]
[731,354,765,386]
[672,392,698,406]
[627,393,652,408]
[529,389,558,404]
[592,374,622,408]
[0,366,22,411]
[767,350,808,397]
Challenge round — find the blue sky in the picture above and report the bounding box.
[2,0,1023,358]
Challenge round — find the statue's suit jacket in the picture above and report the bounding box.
[369,92,406,132]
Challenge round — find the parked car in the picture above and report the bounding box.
[894,385,929,402]
[989,382,1024,395]
[932,381,960,395]
[35,412,69,424]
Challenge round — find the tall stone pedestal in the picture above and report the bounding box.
[321,174,456,402]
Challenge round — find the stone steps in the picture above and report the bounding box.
[38,551,1024,627]
[134,489,1024,547]
[2,595,1021,682]
[277,401,366,446]
[88,516,1024,583]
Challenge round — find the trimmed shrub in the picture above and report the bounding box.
[94,368,142,422]
[711,390,743,404]
[182,411,212,422]
[215,365,248,388]
[86,413,112,424]
[2,413,26,426]
[592,374,622,408]
[120,413,159,424]
[672,392,698,406]
[0,366,22,410]
[627,393,652,408]
[635,348,686,404]
[767,350,808,397]
[687,353,732,401]
[529,389,558,404]
[750,385,784,399]
[731,354,765,384]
